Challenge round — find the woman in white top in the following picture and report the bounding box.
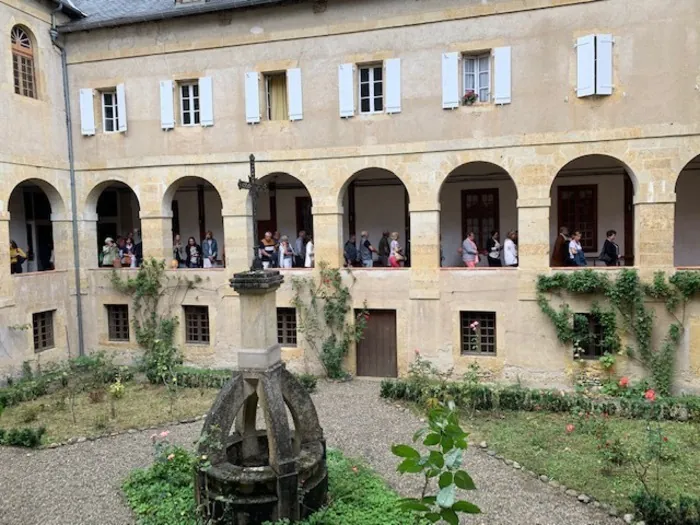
[389,232,404,267]
[503,230,518,267]
[278,236,294,268]
[304,236,314,268]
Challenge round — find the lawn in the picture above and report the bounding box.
[0,381,219,444]
[465,410,700,512]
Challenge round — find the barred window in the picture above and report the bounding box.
[184,306,209,344]
[106,304,130,341]
[33,311,55,352]
[11,26,36,99]
[277,308,297,346]
[460,312,496,355]
[573,313,605,359]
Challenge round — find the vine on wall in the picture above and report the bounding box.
[111,259,200,385]
[290,262,368,379]
[536,269,700,395]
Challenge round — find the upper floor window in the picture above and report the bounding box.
[11,26,36,99]
[463,53,490,103]
[265,73,288,121]
[101,91,119,133]
[179,82,200,126]
[359,64,383,114]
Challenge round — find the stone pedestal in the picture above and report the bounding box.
[195,270,327,524]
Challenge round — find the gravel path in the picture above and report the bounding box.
[0,380,619,525]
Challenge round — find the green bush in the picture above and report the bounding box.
[123,447,415,525]
[0,426,45,448]
[631,491,700,525]
[174,367,232,389]
[294,373,318,394]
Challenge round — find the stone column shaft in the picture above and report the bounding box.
[223,213,253,272]
[0,213,14,298]
[140,215,172,261]
[635,201,675,270]
[312,206,343,268]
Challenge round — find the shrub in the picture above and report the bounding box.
[88,389,106,404]
[0,426,45,448]
[174,367,231,389]
[19,404,43,424]
[295,373,318,394]
[631,491,700,525]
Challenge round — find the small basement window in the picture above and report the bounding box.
[184,305,210,344]
[277,308,297,346]
[33,310,55,352]
[106,304,130,342]
[460,311,496,355]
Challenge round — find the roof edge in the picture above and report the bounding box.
[58,0,290,33]
[52,0,86,19]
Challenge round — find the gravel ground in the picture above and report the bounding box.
[0,379,620,525]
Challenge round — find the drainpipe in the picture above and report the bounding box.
[51,2,85,357]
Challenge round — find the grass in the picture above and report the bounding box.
[0,381,219,444]
[465,410,700,512]
[123,447,417,525]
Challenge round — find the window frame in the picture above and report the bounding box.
[573,313,606,360]
[106,304,130,342]
[11,26,36,99]
[179,82,200,126]
[184,305,210,344]
[459,311,497,356]
[461,188,500,252]
[463,52,491,103]
[264,72,288,121]
[557,184,598,252]
[101,90,119,133]
[277,307,298,347]
[358,63,384,114]
[33,310,55,353]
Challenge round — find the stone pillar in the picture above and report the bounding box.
[223,211,253,272]
[76,215,99,269]
[50,214,75,270]
[312,205,343,268]
[139,213,172,261]
[517,198,550,299]
[409,207,440,270]
[634,198,675,270]
[0,212,14,298]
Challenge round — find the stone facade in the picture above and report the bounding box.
[2,0,700,391]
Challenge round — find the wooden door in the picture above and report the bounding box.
[356,309,397,377]
[295,196,313,236]
[461,189,499,251]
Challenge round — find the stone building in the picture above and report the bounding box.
[2,0,700,390]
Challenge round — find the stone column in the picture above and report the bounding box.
[223,211,253,272]
[634,197,675,270]
[76,214,99,270]
[139,213,172,261]
[516,198,550,300]
[0,212,14,298]
[312,205,343,268]
[50,214,75,270]
[409,207,441,270]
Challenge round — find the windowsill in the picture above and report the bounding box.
[184,342,211,347]
[178,124,203,129]
[458,103,494,113]
[458,352,497,358]
[357,112,390,120]
[106,339,131,344]
[12,269,67,277]
[35,347,56,353]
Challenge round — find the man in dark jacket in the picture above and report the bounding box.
[344,234,359,267]
[551,227,569,267]
[377,231,390,267]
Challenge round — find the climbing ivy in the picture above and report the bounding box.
[537,269,700,395]
[111,259,200,385]
[290,262,368,379]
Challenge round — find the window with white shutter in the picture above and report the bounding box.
[463,53,491,103]
[101,91,119,133]
[245,71,261,124]
[160,80,175,130]
[286,68,303,121]
[577,34,614,98]
[338,63,355,118]
[179,82,200,126]
[442,52,460,109]
[199,76,213,127]
[79,88,96,136]
[359,64,383,114]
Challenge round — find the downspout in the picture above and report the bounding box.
[51,2,85,357]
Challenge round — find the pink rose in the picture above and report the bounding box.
[159,431,170,438]
[566,424,575,433]
[644,389,656,402]
[618,377,629,388]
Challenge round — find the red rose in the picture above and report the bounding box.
[619,377,629,388]
[644,389,656,402]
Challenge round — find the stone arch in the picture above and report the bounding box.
[340,167,410,267]
[163,176,225,268]
[85,179,141,216]
[549,154,636,267]
[254,172,313,245]
[439,161,518,267]
[673,154,700,267]
[7,178,65,273]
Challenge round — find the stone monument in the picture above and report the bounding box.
[195,270,328,524]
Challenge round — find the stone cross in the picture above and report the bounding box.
[238,154,268,269]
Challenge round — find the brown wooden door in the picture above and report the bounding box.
[356,310,398,378]
[462,189,499,251]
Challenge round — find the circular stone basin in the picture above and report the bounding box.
[196,431,328,524]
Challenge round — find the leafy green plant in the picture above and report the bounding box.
[0,426,45,448]
[392,401,480,524]
[290,262,368,379]
[294,372,318,394]
[630,492,700,525]
[18,404,42,424]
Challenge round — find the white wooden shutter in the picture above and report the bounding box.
[199,76,214,126]
[79,88,95,136]
[576,34,595,97]
[385,58,401,114]
[595,34,614,95]
[286,68,303,121]
[338,63,355,118]
[159,80,175,130]
[116,83,127,132]
[493,47,512,105]
[441,52,460,109]
[245,71,261,124]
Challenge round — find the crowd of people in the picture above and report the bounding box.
[344,231,405,267]
[100,229,143,268]
[259,230,314,269]
[172,231,220,268]
[551,227,621,267]
[447,230,519,268]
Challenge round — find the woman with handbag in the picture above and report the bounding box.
[599,230,620,267]
[9,240,26,274]
[389,232,405,267]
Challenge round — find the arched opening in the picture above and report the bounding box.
[674,155,700,267]
[164,177,224,268]
[341,168,409,268]
[8,180,62,273]
[255,173,312,268]
[549,155,635,268]
[11,26,36,99]
[92,182,141,268]
[439,162,518,268]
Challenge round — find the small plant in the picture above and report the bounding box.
[392,400,480,524]
[599,353,616,373]
[294,373,318,394]
[0,426,46,448]
[109,378,125,400]
[462,89,478,106]
[19,404,42,424]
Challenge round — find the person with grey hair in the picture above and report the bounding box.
[359,230,377,268]
[278,235,294,268]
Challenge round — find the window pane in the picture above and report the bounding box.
[479,88,489,102]
[374,81,383,97]
[183,99,190,112]
[192,84,199,97]
[194,98,200,111]
[183,112,191,125]
[464,58,475,73]
[360,99,370,113]
[181,85,188,97]
[194,111,200,125]
[360,68,369,82]
[479,56,490,72]
[360,83,369,97]
[373,66,382,80]
[105,120,114,132]
[374,98,383,112]
[479,72,489,88]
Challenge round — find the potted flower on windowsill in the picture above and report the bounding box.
[463,89,478,106]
